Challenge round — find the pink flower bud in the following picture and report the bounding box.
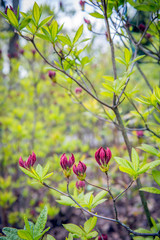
[139,23,145,32]
[84,18,90,25]
[98,234,108,240]
[76,180,85,191]
[145,33,152,39]
[79,0,85,10]
[60,153,75,177]
[73,161,87,180]
[48,71,56,79]
[19,49,24,55]
[32,49,36,55]
[75,87,82,94]
[19,152,36,170]
[95,147,112,172]
[136,130,144,138]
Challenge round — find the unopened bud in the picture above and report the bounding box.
[95,147,112,172]
[73,161,87,180]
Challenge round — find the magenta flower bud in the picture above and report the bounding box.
[73,161,87,180]
[60,153,75,178]
[19,156,26,168]
[48,70,56,79]
[95,147,112,172]
[84,18,90,25]
[5,5,15,15]
[75,87,82,94]
[19,49,24,55]
[19,152,36,170]
[79,0,85,10]
[76,180,85,192]
[136,130,144,138]
[32,49,36,55]
[139,23,145,32]
[145,33,152,39]
[98,234,108,240]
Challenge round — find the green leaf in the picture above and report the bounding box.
[138,144,159,156]
[124,48,131,64]
[147,160,160,169]
[50,20,58,41]
[38,16,53,28]
[17,230,32,240]
[35,164,43,178]
[92,191,107,206]
[115,57,126,65]
[34,206,48,237]
[63,224,84,236]
[137,164,150,175]
[119,166,135,176]
[73,25,83,44]
[131,55,145,63]
[89,12,104,19]
[19,18,31,30]
[57,35,71,46]
[84,217,97,233]
[131,148,139,171]
[1,227,21,240]
[114,157,133,169]
[103,76,114,81]
[0,11,8,19]
[36,33,51,41]
[33,2,41,25]
[140,187,160,194]
[42,162,50,178]
[86,231,98,238]
[42,172,53,180]
[152,170,160,186]
[47,235,56,240]
[20,167,39,180]
[34,227,50,240]
[24,216,31,234]
[7,8,19,28]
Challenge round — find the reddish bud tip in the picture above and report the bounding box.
[145,33,152,39]
[48,70,56,79]
[76,180,85,191]
[19,49,24,55]
[136,130,144,138]
[75,87,82,94]
[79,0,85,10]
[84,18,90,25]
[139,23,145,32]
[98,234,108,240]
[19,156,25,168]
[32,49,36,55]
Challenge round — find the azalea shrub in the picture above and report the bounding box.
[0,0,160,240]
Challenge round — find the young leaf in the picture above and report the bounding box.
[33,2,41,25]
[114,157,133,169]
[1,227,21,240]
[24,215,31,234]
[84,217,97,233]
[152,170,160,186]
[73,25,83,44]
[20,167,39,180]
[138,144,159,156]
[140,187,160,194]
[17,230,32,240]
[7,8,19,28]
[47,235,56,240]
[38,16,53,28]
[50,20,58,41]
[89,12,104,19]
[34,206,48,237]
[63,224,84,236]
[131,148,139,171]
[86,231,98,238]
[36,164,43,178]
[124,48,131,64]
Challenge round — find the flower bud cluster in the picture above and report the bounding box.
[98,234,108,240]
[95,147,112,172]
[19,152,36,170]
[79,0,85,11]
[60,153,75,178]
